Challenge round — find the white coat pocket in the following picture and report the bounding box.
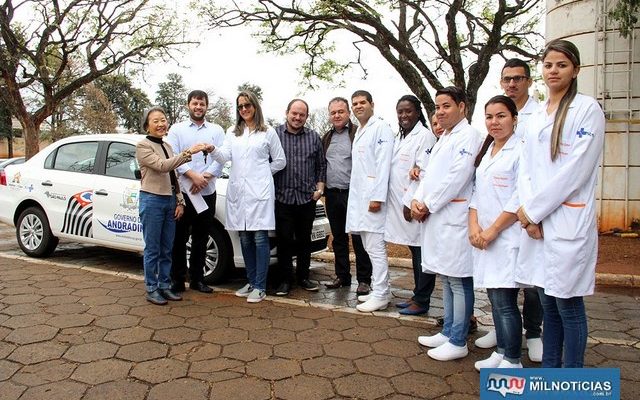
[549,200,590,240]
[247,178,271,201]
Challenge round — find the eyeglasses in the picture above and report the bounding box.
[501,75,529,84]
[237,103,253,110]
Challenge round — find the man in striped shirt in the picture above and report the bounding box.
[273,99,327,296]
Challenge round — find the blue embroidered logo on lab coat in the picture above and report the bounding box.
[459,148,473,156]
[576,128,594,138]
[377,139,387,145]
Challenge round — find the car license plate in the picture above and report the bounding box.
[311,226,325,241]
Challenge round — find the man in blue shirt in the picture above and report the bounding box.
[167,90,225,293]
[273,98,327,296]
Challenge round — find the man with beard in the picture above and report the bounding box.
[167,90,225,293]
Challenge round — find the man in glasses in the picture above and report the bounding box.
[500,58,539,138]
[167,90,225,294]
[273,99,327,296]
[474,59,543,363]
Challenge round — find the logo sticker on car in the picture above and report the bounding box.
[61,191,93,237]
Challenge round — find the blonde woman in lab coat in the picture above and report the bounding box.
[212,91,286,303]
[411,86,483,361]
[516,39,605,368]
[470,95,524,370]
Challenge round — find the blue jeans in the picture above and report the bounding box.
[487,288,522,362]
[239,230,270,291]
[538,288,588,368]
[441,275,474,346]
[408,246,435,309]
[139,191,176,293]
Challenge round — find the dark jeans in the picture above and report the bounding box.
[523,287,543,339]
[487,288,523,362]
[538,288,588,368]
[275,200,316,285]
[325,188,372,284]
[171,192,216,285]
[408,246,435,309]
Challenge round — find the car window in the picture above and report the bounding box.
[105,142,139,180]
[49,142,99,173]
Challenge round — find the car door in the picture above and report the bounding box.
[41,141,100,240]
[91,140,143,251]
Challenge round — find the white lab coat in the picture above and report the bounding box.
[514,96,539,138]
[385,124,436,246]
[516,94,605,298]
[212,126,286,231]
[345,115,394,234]
[413,119,483,277]
[471,135,522,288]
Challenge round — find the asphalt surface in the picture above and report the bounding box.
[0,223,639,399]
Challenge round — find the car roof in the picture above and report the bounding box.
[0,157,25,168]
[54,133,146,144]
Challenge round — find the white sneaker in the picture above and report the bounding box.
[474,351,504,371]
[526,338,543,362]
[356,297,389,312]
[427,341,468,361]
[235,283,253,297]
[247,288,266,303]
[498,359,523,368]
[357,294,371,302]
[418,332,449,348]
[474,329,497,349]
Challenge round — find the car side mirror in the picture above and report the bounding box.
[134,169,141,180]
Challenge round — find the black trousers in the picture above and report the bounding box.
[171,192,216,284]
[275,200,316,285]
[324,188,372,284]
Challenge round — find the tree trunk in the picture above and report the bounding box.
[21,119,40,160]
[7,132,13,158]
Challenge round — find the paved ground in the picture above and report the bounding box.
[0,223,639,399]
[0,253,639,399]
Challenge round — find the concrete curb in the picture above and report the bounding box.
[312,251,640,288]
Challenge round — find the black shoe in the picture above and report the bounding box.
[190,281,213,293]
[469,316,478,334]
[159,289,182,301]
[171,282,186,292]
[356,282,371,296]
[299,279,319,291]
[325,277,351,289]
[146,290,168,305]
[275,282,290,296]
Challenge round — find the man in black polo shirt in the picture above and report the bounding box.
[273,98,327,296]
[322,97,372,296]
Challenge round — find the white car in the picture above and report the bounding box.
[0,134,330,284]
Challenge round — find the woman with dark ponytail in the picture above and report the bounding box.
[515,39,605,368]
[469,95,524,370]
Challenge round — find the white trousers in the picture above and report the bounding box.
[360,231,390,299]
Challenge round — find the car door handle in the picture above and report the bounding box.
[41,181,53,187]
[94,190,108,196]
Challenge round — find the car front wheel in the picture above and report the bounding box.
[16,206,59,257]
